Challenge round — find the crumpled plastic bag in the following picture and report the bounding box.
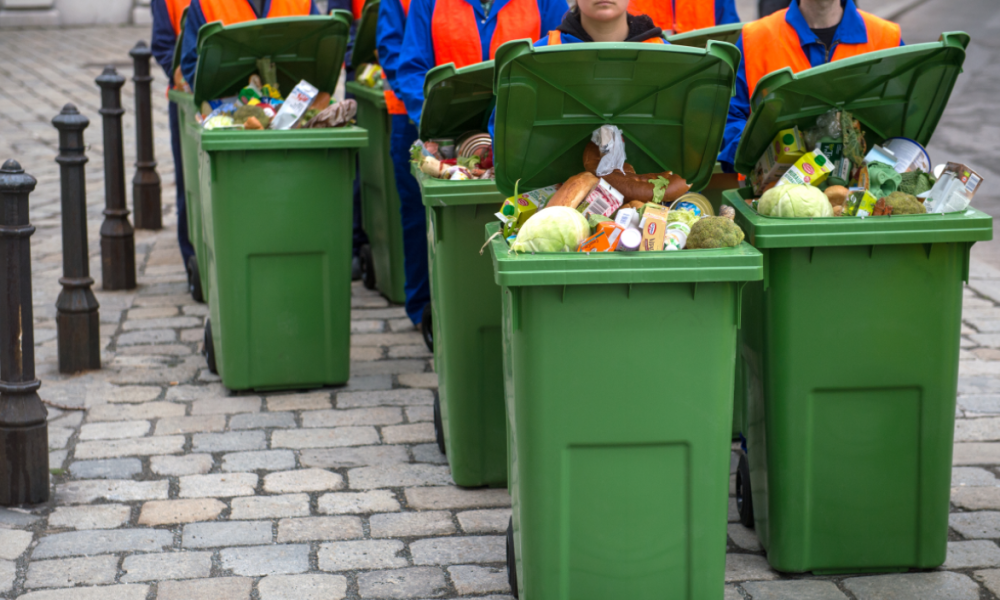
[590,125,626,177]
[306,99,357,128]
[868,161,902,198]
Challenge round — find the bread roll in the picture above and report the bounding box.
[547,172,599,209]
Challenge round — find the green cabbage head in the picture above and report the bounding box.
[510,207,590,253]
[758,184,833,218]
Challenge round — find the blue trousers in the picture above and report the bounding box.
[390,114,428,324]
[169,101,195,267]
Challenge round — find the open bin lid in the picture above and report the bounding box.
[491,39,740,198]
[667,23,744,48]
[350,0,380,70]
[193,13,352,105]
[419,61,496,141]
[170,7,188,78]
[733,32,970,175]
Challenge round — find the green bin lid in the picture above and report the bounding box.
[170,7,188,78]
[733,32,970,175]
[350,0,380,70]
[491,39,740,198]
[667,23,744,48]
[193,13,352,105]
[419,60,496,141]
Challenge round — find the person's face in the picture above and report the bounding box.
[576,0,629,23]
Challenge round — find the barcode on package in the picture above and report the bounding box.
[584,195,611,218]
[966,173,982,195]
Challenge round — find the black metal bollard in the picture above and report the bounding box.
[0,160,49,506]
[53,104,101,374]
[96,66,137,291]
[130,41,162,230]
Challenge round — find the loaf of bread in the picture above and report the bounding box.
[547,172,599,209]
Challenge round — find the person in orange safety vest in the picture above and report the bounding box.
[626,0,738,35]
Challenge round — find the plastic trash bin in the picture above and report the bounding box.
[667,22,744,47]
[415,60,507,487]
[167,89,208,303]
[727,32,993,573]
[196,14,368,391]
[490,39,761,600]
[344,1,407,303]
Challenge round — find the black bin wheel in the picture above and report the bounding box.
[421,303,433,352]
[187,255,204,303]
[359,244,376,290]
[507,517,519,598]
[736,450,754,529]
[203,318,217,375]
[433,396,446,456]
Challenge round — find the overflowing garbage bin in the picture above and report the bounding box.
[727,32,993,573]
[415,61,508,487]
[195,14,368,391]
[489,40,761,599]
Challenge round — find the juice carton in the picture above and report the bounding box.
[777,149,833,187]
[578,221,622,252]
[496,187,554,237]
[772,127,806,164]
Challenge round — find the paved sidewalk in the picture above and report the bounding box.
[3,24,1000,600]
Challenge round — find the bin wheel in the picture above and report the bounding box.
[187,255,204,303]
[421,304,433,352]
[359,244,376,290]
[203,318,217,375]
[507,517,519,599]
[433,396,446,456]
[736,450,754,529]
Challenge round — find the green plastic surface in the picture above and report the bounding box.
[350,0,380,70]
[491,39,739,197]
[348,80,407,303]
[667,22,744,47]
[170,7,188,78]
[193,13,352,104]
[487,221,760,599]
[733,32,971,175]
[419,61,495,141]
[167,89,210,301]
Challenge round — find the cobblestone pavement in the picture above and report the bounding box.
[4,18,1000,600]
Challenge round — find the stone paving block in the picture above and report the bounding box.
[844,571,980,600]
[268,393,333,411]
[122,316,201,330]
[406,406,434,423]
[352,346,385,361]
[258,574,349,600]
[724,586,742,600]
[729,497,739,522]
[388,345,432,359]
[728,523,762,551]
[953,466,999,486]
[0,529,33,559]
[138,498,226,525]
[191,396,261,415]
[960,395,1000,415]
[319,490,402,514]
[724,554,780,582]
[264,468,344,493]
[411,444,448,465]
[68,458,142,479]
[300,445,410,468]
[951,511,1000,538]
[342,375,395,392]
[47,504,131,530]
[103,385,161,403]
[179,473,258,498]
[87,401,185,421]
[77,420,150,441]
[229,411,296,430]
[370,511,456,538]
[74,435,184,459]
[223,449,298,472]
[319,540,409,571]
[338,389,434,408]
[351,332,423,347]
[277,516,364,543]
[740,580,848,600]
[357,566,447,599]
[230,494,311,519]
[0,559,12,595]
[220,544,311,576]
[353,319,386,334]
[974,569,1000,596]
[55,479,169,504]
[117,328,176,345]
[192,430,267,452]
[410,536,504,565]
[0,508,41,528]
[273,427,381,449]
[48,427,73,450]
[942,540,1000,569]
[49,449,68,470]
[457,509,511,534]
[952,485,1000,509]
[382,423,436,444]
[351,360,428,376]
[151,453,214,475]
[155,414,227,435]
[183,521,273,548]
[32,529,173,558]
[448,565,510,595]
[121,551,213,582]
[127,306,179,319]
[17,585,151,600]
[165,384,227,402]
[25,555,119,588]
[304,407,404,428]
[405,487,511,510]
[157,577,252,600]
[349,464,453,489]
[956,417,1000,442]
[398,373,439,389]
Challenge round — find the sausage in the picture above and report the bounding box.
[582,142,691,204]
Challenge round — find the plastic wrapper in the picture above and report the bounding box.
[305,99,357,128]
[590,125,626,177]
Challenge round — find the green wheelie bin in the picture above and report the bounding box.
[489,40,762,600]
[195,14,368,391]
[727,33,993,573]
[416,60,508,488]
[345,0,407,303]
[666,22,744,47]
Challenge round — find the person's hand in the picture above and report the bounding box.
[174,67,191,92]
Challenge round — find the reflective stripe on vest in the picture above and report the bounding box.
[431,0,541,68]
[626,0,714,34]
[166,0,191,34]
[545,30,665,45]
[200,0,313,25]
[743,8,901,99]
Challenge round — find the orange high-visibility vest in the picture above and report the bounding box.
[352,0,365,19]
[384,0,412,114]
[626,0,714,34]
[200,0,313,25]
[743,8,900,99]
[431,0,541,69]
[545,30,665,44]
[165,0,191,34]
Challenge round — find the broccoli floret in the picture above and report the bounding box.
[685,216,745,249]
[883,191,926,215]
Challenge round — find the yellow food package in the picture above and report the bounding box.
[771,127,807,164]
[777,150,833,187]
